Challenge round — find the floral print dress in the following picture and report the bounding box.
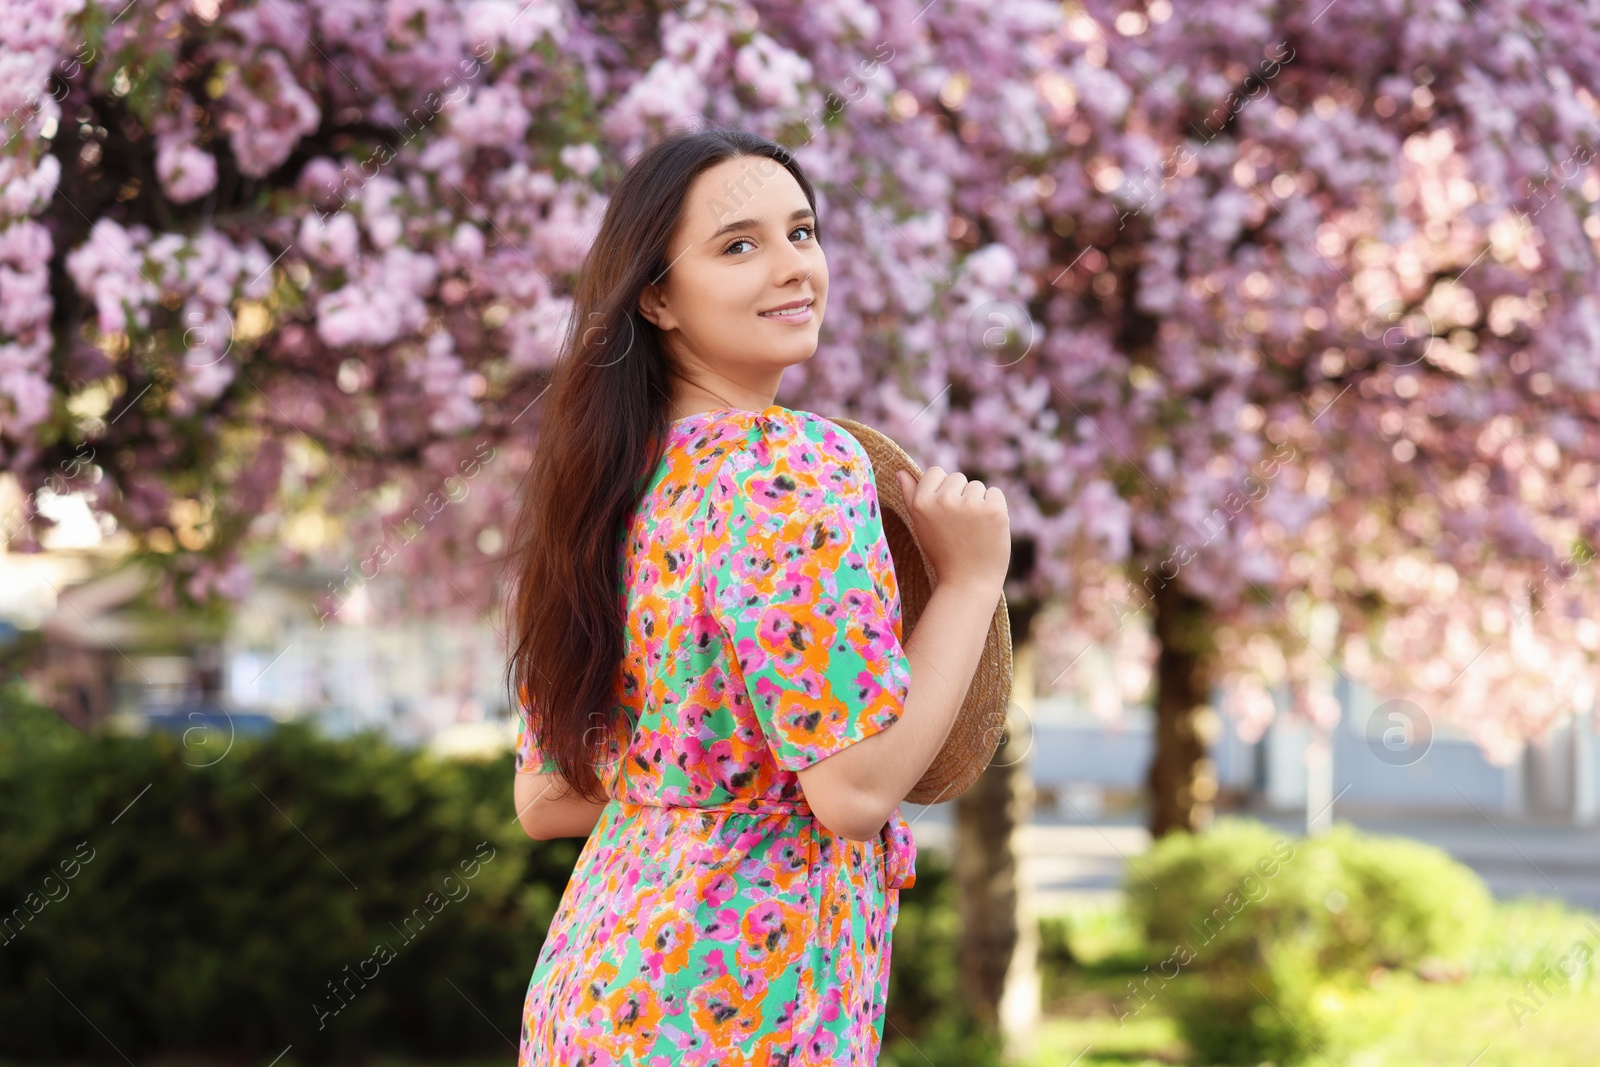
[514,404,918,1067]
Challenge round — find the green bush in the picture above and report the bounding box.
[881,849,1006,1067]
[1319,823,1494,974]
[1046,896,1145,969]
[1,690,992,1063]
[0,695,583,1062]
[1126,818,1311,971]
[1470,895,1600,987]
[1123,816,1493,1065]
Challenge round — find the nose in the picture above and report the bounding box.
[777,241,814,287]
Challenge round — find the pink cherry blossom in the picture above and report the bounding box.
[0,0,1593,789]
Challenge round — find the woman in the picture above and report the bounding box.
[505,126,1009,1065]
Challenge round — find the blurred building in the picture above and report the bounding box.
[7,551,518,759]
[1025,675,1598,827]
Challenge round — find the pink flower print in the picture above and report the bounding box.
[704,871,738,909]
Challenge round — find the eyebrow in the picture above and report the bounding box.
[705,207,816,245]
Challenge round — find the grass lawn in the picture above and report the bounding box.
[1018,895,1600,1067]
[1023,971,1599,1067]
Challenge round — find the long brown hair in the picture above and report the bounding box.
[503,125,820,803]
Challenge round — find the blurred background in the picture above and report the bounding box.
[3,1,1598,1064]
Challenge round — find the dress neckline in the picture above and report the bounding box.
[670,404,791,426]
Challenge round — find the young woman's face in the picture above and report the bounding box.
[639,155,827,392]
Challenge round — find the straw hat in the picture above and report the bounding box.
[824,414,1014,805]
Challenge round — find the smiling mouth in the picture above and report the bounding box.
[758,300,814,319]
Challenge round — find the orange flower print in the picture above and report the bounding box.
[517,407,917,1066]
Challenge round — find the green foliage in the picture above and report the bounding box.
[1037,897,1150,1013]
[1046,896,1146,971]
[1031,892,1600,1067]
[1039,913,1075,970]
[1158,948,1393,1066]
[1122,817,1494,1065]
[1470,895,1600,989]
[878,1009,1007,1067]
[882,850,1006,1067]
[0,700,1000,1063]
[0,710,584,1062]
[1126,818,1311,972]
[1320,823,1495,973]
[0,679,82,764]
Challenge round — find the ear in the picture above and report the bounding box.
[637,282,676,331]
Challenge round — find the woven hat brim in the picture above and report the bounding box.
[825,415,1014,805]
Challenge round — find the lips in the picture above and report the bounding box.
[759,298,814,317]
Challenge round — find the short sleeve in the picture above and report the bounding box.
[513,682,559,775]
[703,413,913,773]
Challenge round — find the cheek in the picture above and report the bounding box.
[683,270,747,320]
[808,256,828,295]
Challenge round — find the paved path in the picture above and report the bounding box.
[900,802,1600,915]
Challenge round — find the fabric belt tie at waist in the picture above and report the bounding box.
[611,798,916,890]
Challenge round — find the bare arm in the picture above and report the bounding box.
[514,772,609,840]
[794,463,1009,842]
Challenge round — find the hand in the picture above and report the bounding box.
[894,466,1010,594]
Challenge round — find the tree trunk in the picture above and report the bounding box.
[954,603,1040,1058]
[1146,582,1220,838]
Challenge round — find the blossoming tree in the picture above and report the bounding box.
[1,0,1062,1049]
[986,0,1600,839]
[6,0,1600,1053]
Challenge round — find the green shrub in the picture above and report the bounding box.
[882,849,1006,1067]
[0,694,994,1064]
[1048,895,1145,970]
[0,705,583,1062]
[1123,816,1493,1065]
[1126,818,1310,971]
[1471,895,1600,988]
[1319,823,1494,973]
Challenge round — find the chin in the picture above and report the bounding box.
[794,331,823,353]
